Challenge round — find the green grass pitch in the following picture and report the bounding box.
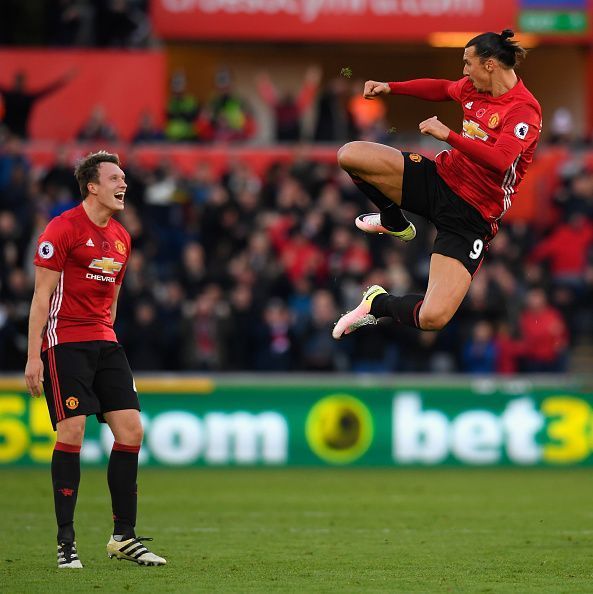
[1,467,592,593]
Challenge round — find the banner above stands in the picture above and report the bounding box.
[150,0,518,42]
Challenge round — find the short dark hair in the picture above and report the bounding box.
[466,29,527,70]
[74,150,120,199]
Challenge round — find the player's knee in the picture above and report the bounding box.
[337,141,364,171]
[418,308,450,331]
[57,417,86,445]
[124,423,144,446]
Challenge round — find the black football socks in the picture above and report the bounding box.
[108,443,140,539]
[349,174,411,232]
[370,293,425,329]
[52,442,81,543]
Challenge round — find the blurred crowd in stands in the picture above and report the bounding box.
[0,63,386,146]
[0,1,591,374]
[1,125,592,374]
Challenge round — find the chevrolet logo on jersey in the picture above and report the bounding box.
[89,257,123,275]
[462,120,489,141]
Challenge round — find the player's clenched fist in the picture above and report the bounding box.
[363,80,390,99]
[419,115,451,141]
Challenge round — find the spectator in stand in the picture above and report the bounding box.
[116,251,155,322]
[256,66,321,142]
[458,270,508,330]
[548,106,575,145]
[528,208,593,343]
[0,210,28,283]
[529,210,593,293]
[298,289,342,371]
[178,242,209,299]
[187,161,215,206]
[253,299,297,371]
[0,267,31,370]
[40,146,80,200]
[142,161,188,241]
[517,287,569,372]
[528,210,593,340]
[204,69,256,142]
[0,156,34,233]
[122,300,166,371]
[314,77,356,142]
[461,320,499,374]
[131,110,164,143]
[244,230,279,281]
[494,322,522,374]
[0,70,76,138]
[328,226,372,279]
[0,139,29,198]
[554,167,593,221]
[277,225,327,286]
[220,284,258,370]
[165,71,199,142]
[154,280,185,370]
[181,284,226,370]
[348,79,389,142]
[77,105,118,142]
[199,183,232,255]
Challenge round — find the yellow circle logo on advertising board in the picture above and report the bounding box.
[306,394,373,464]
[65,397,79,410]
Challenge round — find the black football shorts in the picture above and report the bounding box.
[400,152,494,276]
[42,341,140,430]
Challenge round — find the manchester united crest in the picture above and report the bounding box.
[409,153,422,163]
[65,396,79,410]
[115,240,127,255]
[488,113,500,129]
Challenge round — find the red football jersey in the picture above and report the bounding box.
[437,78,542,229]
[34,204,131,350]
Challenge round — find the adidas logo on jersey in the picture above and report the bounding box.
[86,238,95,247]
[465,101,474,109]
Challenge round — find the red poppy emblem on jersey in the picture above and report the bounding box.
[409,153,422,163]
[115,240,127,255]
[488,113,500,129]
[102,241,111,251]
[65,397,79,410]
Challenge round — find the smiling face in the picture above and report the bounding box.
[463,45,493,93]
[88,161,127,213]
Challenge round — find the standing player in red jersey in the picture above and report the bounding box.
[24,151,166,568]
[332,30,542,339]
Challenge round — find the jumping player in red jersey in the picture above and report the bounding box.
[333,30,541,339]
[24,151,166,568]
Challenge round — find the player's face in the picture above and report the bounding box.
[94,162,127,212]
[462,46,491,93]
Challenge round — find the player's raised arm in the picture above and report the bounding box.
[387,79,456,101]
[25,266,61,397]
